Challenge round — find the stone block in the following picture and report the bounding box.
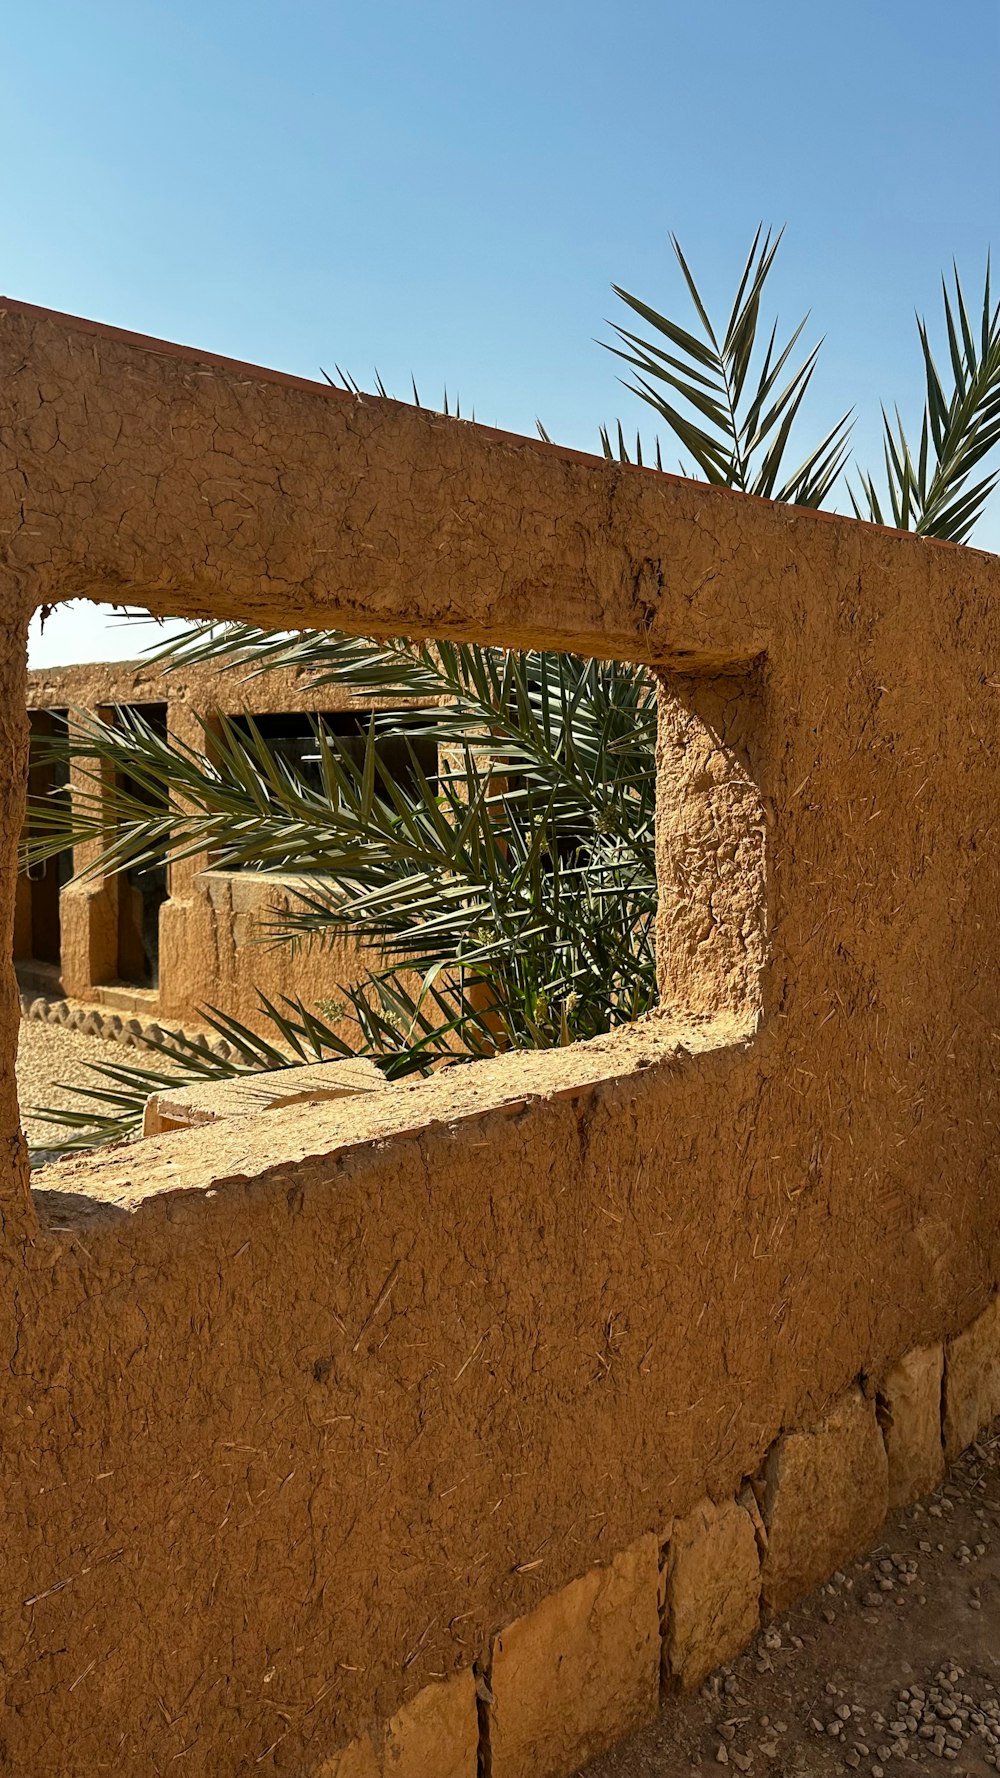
[944,1297,1000,1460]
[313,1734,379,1778]
[758,1385,888,1612]
[382,1669,478,1776]
[663,1496,761,1691]
[879,1343,944,1507]
[489,1536,660,1778]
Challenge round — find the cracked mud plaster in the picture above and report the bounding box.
[0,301,998,1774]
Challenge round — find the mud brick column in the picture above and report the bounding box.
[58,700,118,998]
[155,697,213,1019]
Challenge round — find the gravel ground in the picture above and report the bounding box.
[580,1428,1000,1778]
[16,1016,139,1153]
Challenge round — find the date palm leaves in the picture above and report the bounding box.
[850,260,1000,541]
[603,226,854,507]
[604,230,1000,547]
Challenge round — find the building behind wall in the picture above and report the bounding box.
[17,656,436,1035]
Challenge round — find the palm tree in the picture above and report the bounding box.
[23,232,1000,1156]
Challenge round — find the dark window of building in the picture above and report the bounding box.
[224,711,439,871]
[16,710,71,985]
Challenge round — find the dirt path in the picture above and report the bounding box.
[581,1429,1000,1778]
[16,1015,128,1153]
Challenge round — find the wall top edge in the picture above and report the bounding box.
[32,1012,753,1229]
[2,294,992,564]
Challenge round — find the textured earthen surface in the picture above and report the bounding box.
[488,1537,661,1778]
[879,1341,945,1507]
[381,1669,478,1777]
[143,1056,389,1135]
[943,1295,1000,1459]
[311,1671,478,1778]
[315,1737,380,1778]
[662,1496,761,1692]
[758,1387,889,1612]
[0,302,998,1773]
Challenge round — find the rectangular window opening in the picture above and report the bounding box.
[21,635,767,1164]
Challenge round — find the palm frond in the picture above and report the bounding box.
[851,260,1000,542]
[27,643,658,1161]
[603,228,853,506]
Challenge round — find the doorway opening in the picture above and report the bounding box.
[114,703,169,988]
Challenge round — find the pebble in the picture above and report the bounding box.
[686,1443,1000,1778]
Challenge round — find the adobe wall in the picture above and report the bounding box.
[22,658,427,1031]
[0,299,999,1774]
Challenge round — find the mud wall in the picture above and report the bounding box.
[0,299,999,1774]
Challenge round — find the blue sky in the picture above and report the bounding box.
[6,0,998,666]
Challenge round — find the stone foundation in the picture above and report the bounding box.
[487,1537,661,1778]
[308,1309,999,1778]
[757,1387,888,1613]
[662,1496,761,1692]
[944,1297,1000,1460]
[879,1343,946,1507]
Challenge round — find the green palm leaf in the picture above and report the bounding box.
[851,260,1000,542]
[603,227,854,507]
